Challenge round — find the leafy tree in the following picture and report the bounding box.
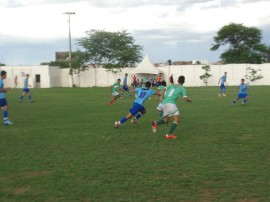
[211,23,269,64]
[0,63,6,66]
[245,67,263,83]
[77,30,143,69]
[199,65,212,86]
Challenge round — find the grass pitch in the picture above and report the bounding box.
[0,86,270,201]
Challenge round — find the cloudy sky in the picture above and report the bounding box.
[0,0,270,65]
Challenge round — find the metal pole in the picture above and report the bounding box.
[63,12,75,87]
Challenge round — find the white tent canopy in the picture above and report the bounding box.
[132,55,162,75]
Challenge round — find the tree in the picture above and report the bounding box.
[199,65,212,86]
[245,67,263,83]
[77,30,143,69]
[0,63,6,66]
[211,23,269,64]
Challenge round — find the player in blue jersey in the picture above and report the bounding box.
[122,73,133,97]
[19,74,33,103]
[231,79,248,106]
[114,81,160,128]
[218,72,227,97]
[0,71,13,125]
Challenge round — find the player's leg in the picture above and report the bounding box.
[131,106,146,124]
[115,103,139,127]
[166,115,179,139]
[242,95,248,105]
[28,91,33,102]
[19,91,26,102]
[1,100,13,125]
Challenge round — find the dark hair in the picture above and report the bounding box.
[117,78,121,81]
[145,81,151,88]
[241,78,245,82]
[1,71,7,76]
[161,80,167,86]
[178,76,185,84]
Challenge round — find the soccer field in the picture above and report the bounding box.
[1,86,270,201]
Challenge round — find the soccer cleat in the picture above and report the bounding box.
[152,121,157,133]
[4,120,14,125]
[166,134,177,139]
[115,121,120,128]
[223,94,226,96]
[131,119,139,124]
[230,103,234,106]
[19,100,22,103]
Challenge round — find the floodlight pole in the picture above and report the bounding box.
[63,12,75,87]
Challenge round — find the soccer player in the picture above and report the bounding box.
[156,80,167,118]
[115,81,160,127]
[218,72,227,97]
[122,73,133,97]
[231,78,248,106]
[108,79,122,105]
[0,71,13,125]
[152,76,192,139]
[19,74,33,103]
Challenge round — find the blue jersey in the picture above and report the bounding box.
[134,88,156,105]
[220,75,227,85]
[239,84,248,93]
[24,78,29,89]
[0,79,5,99]
[123,77,128,86]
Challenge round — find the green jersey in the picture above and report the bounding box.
[112,82,121,93]
[162,84,187,104]
[158,85,166,92]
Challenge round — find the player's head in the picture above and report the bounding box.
[1,71,7,78]
[125,73,128,77]
[224,72,227,75]
[117,78,121,83]
[145,81,151,88]
[161,80,167,86]
[241,78,245,84]
[26,74,30,78]
[178,76,185,85]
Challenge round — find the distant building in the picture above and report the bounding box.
[192,60,209,65]
[172,61,193,65]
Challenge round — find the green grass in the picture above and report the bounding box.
[1,86,270,201]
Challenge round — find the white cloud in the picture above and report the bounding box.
[0,0,270,65]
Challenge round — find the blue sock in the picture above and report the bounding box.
[120,117,127,124]
[243,99,247,104]
[128,92,132,97]
[29,96,32,101]
[20,96,24,100]
[135,112,142,120]
[3,110,8,120]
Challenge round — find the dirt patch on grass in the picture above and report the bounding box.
[13,187,29,196]
[24,170,51,179]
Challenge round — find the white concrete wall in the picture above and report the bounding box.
[1,63,270,88]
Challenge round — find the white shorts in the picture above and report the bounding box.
[112,92,120,97]
[157,103,164,111]
[163,103,180,117]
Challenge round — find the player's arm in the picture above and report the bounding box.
[183,96,192,103]
[0,87,11,93]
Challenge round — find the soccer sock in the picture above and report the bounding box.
[159,111,163,117]
[128,92,132,97]
[232,98,238,104]
[243,98,247,104]
[120,117,127,124]
[29,96,32,101]
[167,122,178,135]
[20,96,24,100]
[134,112,142,120]
[3,110,8,121]
[156,118,165,125]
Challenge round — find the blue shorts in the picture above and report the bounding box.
[238,92,248,99]
[23,88,30,93]
[220,84,226,91]
[122,85,129,91]
[129,102,145,116]
[0,98,8,107]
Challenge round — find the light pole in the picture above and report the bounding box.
[63,12,75,87]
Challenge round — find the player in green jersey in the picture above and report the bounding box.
[152,76,192,139]
[108,79,122,105]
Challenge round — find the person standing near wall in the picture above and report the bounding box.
[0,71,13,125]
[19,74,33,103]
[218,72,227,97]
